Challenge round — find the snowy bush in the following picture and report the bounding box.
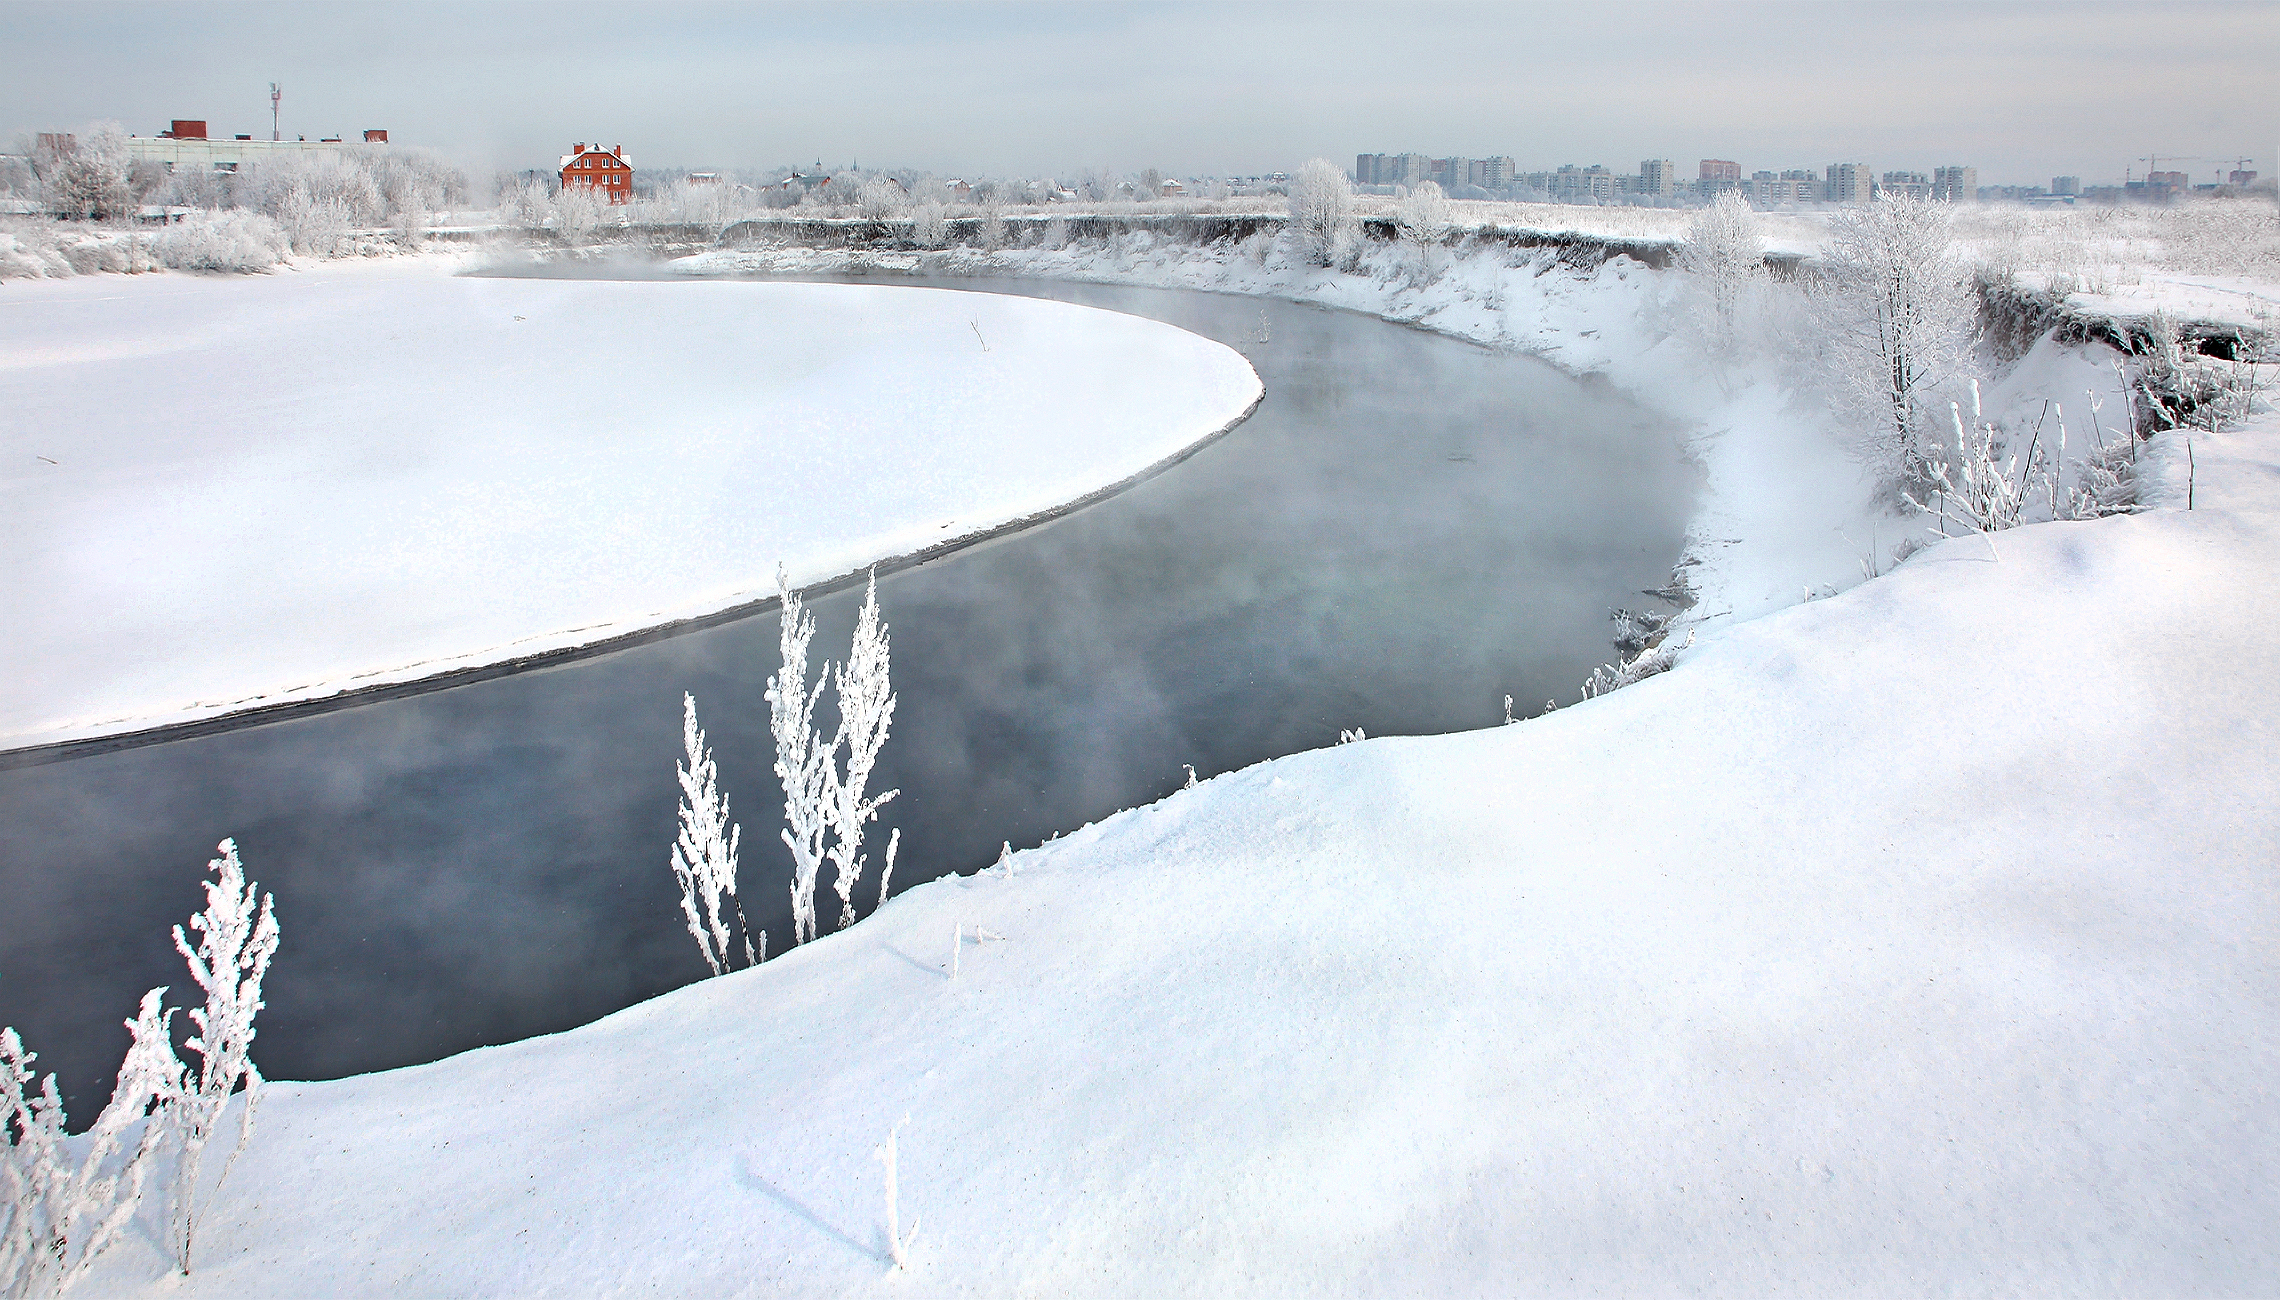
[1582,629,1694,700]
[1288,159,1355,267]
[2064,433,2141,519]
[149,210,287,271]
[0,221,78,280]
[1811,195,1978,485]
[671,693,753,975]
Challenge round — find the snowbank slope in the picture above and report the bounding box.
[0,263,1261,750]
[94,415,2278,1296]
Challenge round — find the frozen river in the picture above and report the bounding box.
[0,276,1697,1117]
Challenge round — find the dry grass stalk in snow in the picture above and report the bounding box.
[1,994,178,1299]
[167,840,279,1275]
[671,693,750,975]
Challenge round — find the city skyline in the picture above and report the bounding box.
[3,1,2274,184]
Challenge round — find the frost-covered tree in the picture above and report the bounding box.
[770,568,834,947]
[671,693,749,975]
[1676,191,1765,359]
[1811,193,1977,482]
[1287,158,1354,266]
[553,186,599,246]
[274,183,352,257]
[34,123,134,222]
[910,201,949,249]
[1395,179,1451,251]
[2,993,181,1298]
[824,575,898,932]
[857,176,907,221]
[167,839,279,1276]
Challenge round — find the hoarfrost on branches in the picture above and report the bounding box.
[1676,191,1765,359]
[671,693,747,975]
[2,993,181,1299]
[1395,180,1452,271]
[824,574,899,932]
[1287,159,1355,267]
[770,566,834,947]
[166,839,280,1276]
[1811,194,1978,484]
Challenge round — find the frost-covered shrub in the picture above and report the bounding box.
[1904,396,2047,537]
[1582,629,1694,700]
[2063,435,2141,519]
[1288,158,1355,267]
[149,210,287,271]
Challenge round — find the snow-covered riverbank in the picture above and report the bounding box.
[0,258,1261,752]
[81,393,2279,1295]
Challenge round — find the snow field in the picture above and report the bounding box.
[85,408,2280,1296]
[0,261,1262,749]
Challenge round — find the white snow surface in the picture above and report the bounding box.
[84,405,2280,1295]
[0,259,1261,749]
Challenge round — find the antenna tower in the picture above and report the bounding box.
[271,82,281,141]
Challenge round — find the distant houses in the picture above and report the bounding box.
[560,143,633,204]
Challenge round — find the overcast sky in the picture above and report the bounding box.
[6,1,2274,185]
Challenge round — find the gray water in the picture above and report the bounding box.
[0,277,1697,1119]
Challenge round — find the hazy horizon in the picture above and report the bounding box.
[4,0,2275,187]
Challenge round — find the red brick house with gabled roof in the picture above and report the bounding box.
[560,143,633,205]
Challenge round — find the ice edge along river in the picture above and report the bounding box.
[0,263,1263,756]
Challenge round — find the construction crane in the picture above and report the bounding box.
[2130,154,2202,183]
[2217,156,2256,182]
[270,82,281,142]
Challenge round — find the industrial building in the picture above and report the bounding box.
[122,119,390,173]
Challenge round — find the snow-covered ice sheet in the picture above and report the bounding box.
[82,408,2280,1296]
[0,262,1261,749]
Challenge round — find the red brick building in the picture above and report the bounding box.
[560,143,633,205]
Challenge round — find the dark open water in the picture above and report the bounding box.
[0,276,1697,1119]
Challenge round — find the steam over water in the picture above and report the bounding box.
[0,278,1697,1118]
